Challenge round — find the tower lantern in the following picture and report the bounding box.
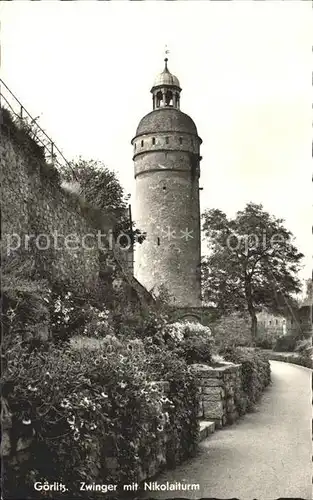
[151,57,181,110]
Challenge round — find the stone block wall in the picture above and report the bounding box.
[191,362,243,428]
[1,112,153,311]
[1,131,102,290]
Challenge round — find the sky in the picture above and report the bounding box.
[1,0,312,285]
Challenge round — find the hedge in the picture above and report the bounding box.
[263,351,313,369]
[219,347,271,411]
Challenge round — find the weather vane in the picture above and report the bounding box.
[164,45,170,69]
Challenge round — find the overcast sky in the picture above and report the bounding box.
[1,1,312,283]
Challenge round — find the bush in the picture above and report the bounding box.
[268,351,313,369]
[295,338,313,356]
[2,253,51,346]
[296,355,313,369]
[2,260,201,499]
[274,334,297,352]
[49,282,114,343]
[163,321,214,364]
[255,333,275,350]
[219,346,271,411]
[144,344,200,466]
[2,334,200,499]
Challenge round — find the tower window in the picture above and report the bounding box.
[165,91,173,106]
[179,137,183,144]
[165,137,169,144]
[152,137,156,145]
[156,91,163,108]
[141,140,144,147]
[162,186,166,191]
[157,237,160,246]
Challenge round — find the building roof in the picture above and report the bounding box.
[152,58,180,88]
[135,107,198,136]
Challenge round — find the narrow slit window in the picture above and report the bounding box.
[166,137,169,144]
[141,140,144,147]
[179,137,183,144]
[157,237,160,246]
[162,186,166,191]
[152,137,156,145]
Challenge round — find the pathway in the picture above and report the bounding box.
[140,361,312,499]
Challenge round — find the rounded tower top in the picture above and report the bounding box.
[152,58,181,89]
[136,107,198,136]
[132,55,202,144]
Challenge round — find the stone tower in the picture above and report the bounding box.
[131,58,202,307]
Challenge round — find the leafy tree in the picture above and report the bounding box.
[62,157,144,244]
[303,278,313,306]
[201,203,303,342]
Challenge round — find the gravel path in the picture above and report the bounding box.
[140,360,312,499]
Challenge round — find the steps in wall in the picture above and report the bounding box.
[199,420,215,441]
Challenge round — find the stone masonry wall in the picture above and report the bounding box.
[1,132,101,289]
[0,117,149,308]
[191,362,243,429]
[134,156,201,306]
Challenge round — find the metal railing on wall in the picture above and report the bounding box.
[0,78,77,179]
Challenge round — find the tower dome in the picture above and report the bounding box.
[153,59,180,88]
[136,108,198,137]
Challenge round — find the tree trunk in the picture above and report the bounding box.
[245,281,257,345]
[250,312,257,345]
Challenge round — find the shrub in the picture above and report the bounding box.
[2,335,200,499]
[2,253,50,345]
[296,355,313,369]
[274,334,297,352]
[48,281,115,343]
[255,333,275,350]
[163,321,214,364]
[268,351,313,369]
[295,338,313,356]
[144,344,200,466]
[219,346,271,411]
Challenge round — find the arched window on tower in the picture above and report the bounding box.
[165,91,173,106]
[156,91,163,108]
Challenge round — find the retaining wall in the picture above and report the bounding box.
[191,362,243,428]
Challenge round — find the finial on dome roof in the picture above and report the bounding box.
[164,45,170,70]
